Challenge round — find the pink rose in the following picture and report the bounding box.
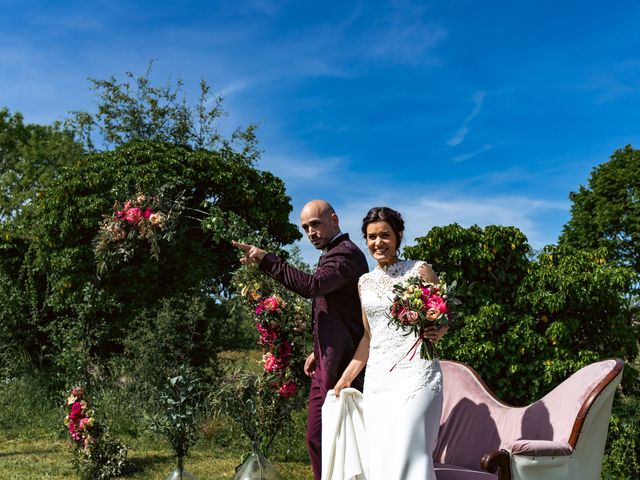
[143,208,153,219]
[278,381,298,399]
[262,296,280,313]
[124,207,142,224]
[405,310,419,324]
[398,309,419,325]
[427,295,448,314]
[263,352,288,372]
[263,352,283,372]
[256,323,279,347]
[69,402,84,422]
[78,417,91,430]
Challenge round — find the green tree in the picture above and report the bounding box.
[404,224,638,405]
[0,68,301,387]
[0,108,82,222]
[66,61,258,159]
[0,108,83,368]
[559,145,640,272]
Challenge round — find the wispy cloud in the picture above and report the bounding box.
[217,79,253,99]
[446,90,486,147]
[354,1,446,67]
[246,0,282,16]
[582,59,640,104]
[451,144,492,162]
[293,181,569,267]
[364,20,446,66]
[248,0,446,82]
[260,152,351,183]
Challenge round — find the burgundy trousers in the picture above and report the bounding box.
[306,366,328,480]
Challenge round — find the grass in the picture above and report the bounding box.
[0,349,313,479]
[0,435,313,479]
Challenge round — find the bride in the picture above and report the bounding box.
[333,207,447,480]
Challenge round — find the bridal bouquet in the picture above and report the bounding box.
[388,275,460,361]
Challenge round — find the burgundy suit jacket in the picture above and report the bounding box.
[259,233,369,391]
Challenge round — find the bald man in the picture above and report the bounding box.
[234,200,368,480]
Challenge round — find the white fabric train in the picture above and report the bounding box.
[321,388,369,480]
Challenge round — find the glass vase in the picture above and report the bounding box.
[233,444,283,480]
[165,456,196,480]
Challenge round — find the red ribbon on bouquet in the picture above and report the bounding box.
[389,336,424,372]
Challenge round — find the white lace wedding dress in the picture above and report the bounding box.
[359,259,443,480]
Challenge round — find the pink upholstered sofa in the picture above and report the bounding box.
[433,358,624,480]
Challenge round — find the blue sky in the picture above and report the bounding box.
[2,0,639,265]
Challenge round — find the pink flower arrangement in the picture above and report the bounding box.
[110,197,162,232]
[240,287,304,403]
[94,191,177,273]
[64,386,97,450]
[63,386,128,477]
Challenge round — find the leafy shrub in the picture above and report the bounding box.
[70,437,128,480]
[602,393,640,479]
[148,365,205,458]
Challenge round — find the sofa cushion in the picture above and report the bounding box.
[434,463,497,480]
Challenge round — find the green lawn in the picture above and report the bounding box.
[0,350,314,479]
[0,436,313,480]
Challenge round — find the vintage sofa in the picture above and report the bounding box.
[433,358,624,480]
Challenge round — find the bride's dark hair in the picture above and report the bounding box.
[361,207,405,247]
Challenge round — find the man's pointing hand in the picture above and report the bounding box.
[232,241,267,265]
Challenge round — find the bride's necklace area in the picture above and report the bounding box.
[367,258,409,299]
[377,256,402,273]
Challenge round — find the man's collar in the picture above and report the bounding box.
[322,231,347,254]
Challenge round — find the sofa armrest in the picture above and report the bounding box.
[505,439,573,457]
[480,450,511,480]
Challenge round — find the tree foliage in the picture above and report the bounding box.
[0,107,83,222]
[559,145,640,273]
[66,61,259,159]
[0,68,300,388]
[404,224,638,405]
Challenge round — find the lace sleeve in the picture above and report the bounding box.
[409,260,426,277]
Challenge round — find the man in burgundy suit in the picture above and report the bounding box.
[233,199,368,480]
